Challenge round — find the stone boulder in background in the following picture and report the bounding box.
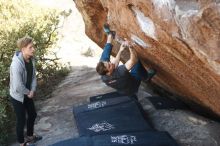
[74,0,220,117]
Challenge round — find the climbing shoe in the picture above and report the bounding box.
[145,69,157,82]
[103,23,111,34]
[103,23,116,39]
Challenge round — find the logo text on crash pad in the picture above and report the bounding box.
[111,135,137,144]
[88,101,107,110]
[88,121,115,132]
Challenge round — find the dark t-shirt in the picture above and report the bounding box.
[25,59,33,90]
[101,65,141,96]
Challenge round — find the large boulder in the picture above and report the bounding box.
[74,0,220,117]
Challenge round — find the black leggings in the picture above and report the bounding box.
[10,96,37,143]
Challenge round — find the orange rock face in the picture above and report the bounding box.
[74,0,220,116]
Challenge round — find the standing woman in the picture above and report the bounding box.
[10,36,42,146]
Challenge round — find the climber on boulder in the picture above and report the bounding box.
[96,24,156,97]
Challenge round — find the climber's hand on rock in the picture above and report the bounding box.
[119,42,127,52]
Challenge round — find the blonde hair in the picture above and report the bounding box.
[17,36,33,50]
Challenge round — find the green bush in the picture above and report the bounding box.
[0,96,16,146]
[0,0,71,145]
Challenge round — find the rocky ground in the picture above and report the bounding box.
[10,65,219,146]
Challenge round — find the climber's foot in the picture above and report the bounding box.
[103,23,116,39]
[145,69,157,82]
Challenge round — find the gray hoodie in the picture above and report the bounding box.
[9,51,37,103]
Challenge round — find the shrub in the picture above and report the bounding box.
[0,0,71,145]
[0,98,13,145]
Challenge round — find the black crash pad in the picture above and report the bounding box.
[92,131,179,146]
[73,96,132,115]
[74,101,153,136]
[50,137,91,146]
[51,131,178,146]
[90,92,124,102]
[90,92,138,102]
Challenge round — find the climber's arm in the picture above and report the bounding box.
[112,43,126,67]
[125,46,138,71]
